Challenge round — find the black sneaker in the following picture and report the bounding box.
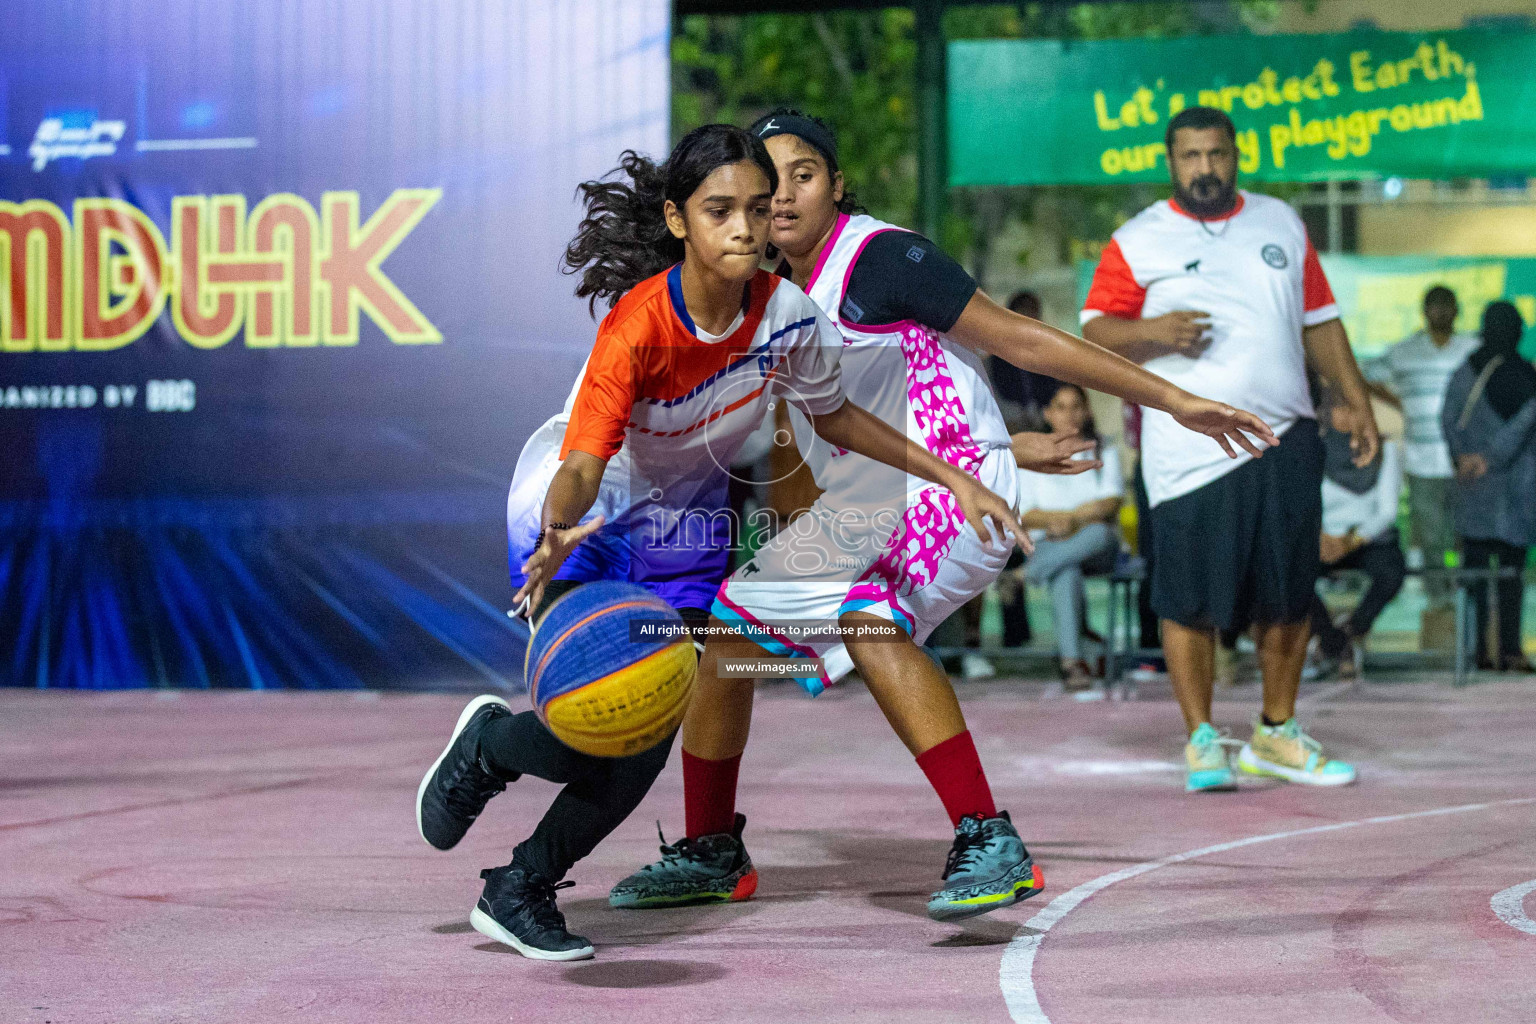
[470,865,595,961]
[608,813,758,908]
[416,695,514,851]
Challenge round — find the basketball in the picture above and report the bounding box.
[526,581,697,758]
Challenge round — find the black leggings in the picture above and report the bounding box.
[475,580,703,881]
[478,708,674,881]
[1463,538,1529,664]
[1309,531,1407,659]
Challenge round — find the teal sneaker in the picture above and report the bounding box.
[608,813,758,909]
[1185,722,1238,793]
[1238,718,1357,786]
[926,811,1043,922]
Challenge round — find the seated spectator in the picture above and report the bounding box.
[1016,382,1122,691]
[1442,301,1536,672]
[1308,389,1407,678]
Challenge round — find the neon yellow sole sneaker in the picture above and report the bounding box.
[608,813,758,909]
[926,811,1044,921]
[1238,718,1356,786]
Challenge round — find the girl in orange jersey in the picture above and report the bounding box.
[415,124,1028,961]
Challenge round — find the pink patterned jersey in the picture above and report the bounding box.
[785,212,1012,509]
[786,213,1016,610]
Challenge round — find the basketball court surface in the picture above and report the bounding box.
[5,673,1534,1023]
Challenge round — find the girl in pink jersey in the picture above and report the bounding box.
[611,111,1276,921]
[415,124,1027,960]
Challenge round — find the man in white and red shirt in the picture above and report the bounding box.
[1082,106,1379,793]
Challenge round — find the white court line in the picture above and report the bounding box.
[1298,679,1356,707]
[136,137,258,151]
[1000,796,1536,1024]
[1492,878,1536,936]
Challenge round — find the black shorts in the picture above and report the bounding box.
[1149,419,1322,633]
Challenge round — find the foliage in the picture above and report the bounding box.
[672,2,1290,267]
[673,9,921,221]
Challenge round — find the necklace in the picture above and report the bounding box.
[1198,216,1232,239]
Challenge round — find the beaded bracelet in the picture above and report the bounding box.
[534,522,575,551]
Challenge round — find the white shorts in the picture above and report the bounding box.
[712,447,1020,695]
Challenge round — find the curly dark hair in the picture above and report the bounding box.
[563,124,778,315]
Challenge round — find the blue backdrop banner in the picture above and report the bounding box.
[0,0,669,688]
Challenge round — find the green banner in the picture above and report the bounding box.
[951,29,1536,186]
[1075,253,1536,361]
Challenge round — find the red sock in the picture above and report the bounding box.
[683,750,741,839]
[915,731,996,827]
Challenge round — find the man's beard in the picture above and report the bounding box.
[1175,173,1238,218]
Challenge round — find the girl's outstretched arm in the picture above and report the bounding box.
[514,451,608,613]
[948,291,1277,459]
[1011,432,1098,475]
[808,399,1032,555]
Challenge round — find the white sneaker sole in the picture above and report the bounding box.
[1237,744,1356,786]
[470,906,594,961]
[416,694,512,847]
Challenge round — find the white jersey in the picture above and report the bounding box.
[1081,190,1339,507]
[712,214,1021,693]
[786,212,1013,510]
[505,266,847,610]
